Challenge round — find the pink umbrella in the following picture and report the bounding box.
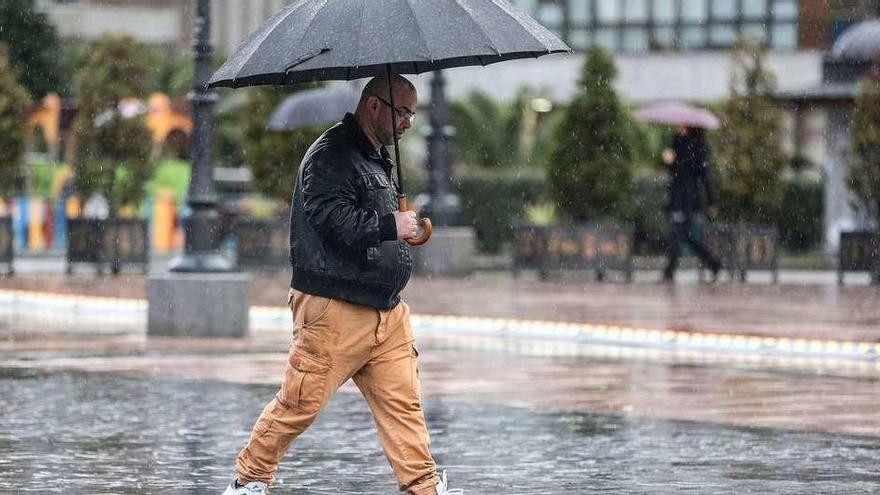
[634,102,720,130]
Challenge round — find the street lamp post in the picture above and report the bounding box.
[147,0,249,338]
[169,0,232,273]
[412,70,475,276]
[423,70,460,226]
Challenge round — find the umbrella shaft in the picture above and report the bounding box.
[386,65,405,197]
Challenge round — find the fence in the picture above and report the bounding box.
[512,224,634,281]
[838,231,879,285]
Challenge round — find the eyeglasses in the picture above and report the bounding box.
[375,96,416,123]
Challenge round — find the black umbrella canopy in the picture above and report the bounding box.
[208,0,570,88]
[266,86,361,130]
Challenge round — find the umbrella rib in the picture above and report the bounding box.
[489,0,559,52]
[449,0,500,57]
[281,0,333,79]
[402,0,434,62]
[230,4,299,81]
[353,0,367,73]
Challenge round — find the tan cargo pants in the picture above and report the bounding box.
[235,289,439,494]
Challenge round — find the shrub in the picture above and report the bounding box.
[0,44,30,195]
[455,168,547,253]
[546,47,635,222]
[72,34,154,215]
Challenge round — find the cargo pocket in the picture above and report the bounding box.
[279,349,331,414]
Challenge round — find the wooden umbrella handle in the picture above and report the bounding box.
[398,197,432,246]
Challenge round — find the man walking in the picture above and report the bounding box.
[223,75,460,495]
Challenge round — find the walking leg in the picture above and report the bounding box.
[353,302,438,495]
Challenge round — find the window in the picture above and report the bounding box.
[711,0,736,20]
[596,0,621,23]
[681,26,705,48]
[569,29,591,49]
[652,26,677,49]
[531,0,799,54]
[569,0,592,24]
[652,0,677,23]
[742,0,767,18]
[771,0,798,20]
[709,25,737,45]
[771,22,798,49]
[595,28,619,50]
[624,0,648,22]
[681,0,708,23]
[623,27,649,51]
[538,2,564,26]
[742,23,768,43]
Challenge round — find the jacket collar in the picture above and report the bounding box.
[342,113,394,173]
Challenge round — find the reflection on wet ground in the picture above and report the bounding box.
[1,371,879,494]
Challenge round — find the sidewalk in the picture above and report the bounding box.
[2,256,878,343]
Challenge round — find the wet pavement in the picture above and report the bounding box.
[2,268,880,493]
[2,369,879,494]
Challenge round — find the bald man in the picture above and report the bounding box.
[223,76,461,495]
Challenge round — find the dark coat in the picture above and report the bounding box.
[288,113,411,310]
[666,134,717,216]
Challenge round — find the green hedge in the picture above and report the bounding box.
[778,178,823,253]
[454,168,547,253]
[630,169,669,256]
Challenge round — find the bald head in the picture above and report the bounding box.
[354,75,418,148]
[357,75,416,109]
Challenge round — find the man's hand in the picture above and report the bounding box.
[394,210,418,239]
[662,148,675,165]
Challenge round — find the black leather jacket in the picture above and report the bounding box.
[289,113,411,310]
[666,134,716,216]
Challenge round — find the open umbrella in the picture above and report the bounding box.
[267,86,361,131]
[634,102,720,130]
[209,0,569,245]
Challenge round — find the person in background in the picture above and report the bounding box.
[662,126,721,282]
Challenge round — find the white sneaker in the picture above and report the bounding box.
[435,470,463,494]
[222,477,268,495]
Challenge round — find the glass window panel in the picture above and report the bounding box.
[771,22,798,49]
[742,23,768,43]
[653,0,676,23]
[569,0,592,25]
[623,27,649,51]
[771,0,798,19]
[711,0,736,20]
[596,28,619,50]
[569,29,591,50]
[681,26,706,48]
[709,24,737,45]
[652,26,676,49]
[596,0,621,23]
[681,0,707,23]
[743,0,767,17]
[538,3,564,25]
[512,0,538,13]
[624,0,648,22]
